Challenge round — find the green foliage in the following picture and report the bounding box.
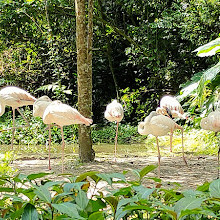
[92,123,144,144]
[0,166,219,219]
[0,151,17,175]
[0,107,144,146]
[178,36,220,116]
[1,0,220,125]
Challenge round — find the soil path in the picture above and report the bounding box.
[12,154,218,190]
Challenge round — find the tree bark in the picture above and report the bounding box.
[75,0,94,162]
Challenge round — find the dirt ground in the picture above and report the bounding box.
[12,153,219,191]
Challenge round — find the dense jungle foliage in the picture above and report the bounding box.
[0,0,219,125]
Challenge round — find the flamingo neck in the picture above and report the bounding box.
[0,101,5,116]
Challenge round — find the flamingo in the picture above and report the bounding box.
[200,111,220,178]
[156,95,187,119]
[0,86,36,149]
[33,96,52,169]
[33,96,52,118]
[138,111,187,178]
[104,100,124,161]
[156,95,187,152]
[43,100,93,172]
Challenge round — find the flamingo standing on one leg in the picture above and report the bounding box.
[156,95,187,152]
[104,100,124,161]
[33,96,52,169]
[43,100,93,173]
[200,111,220,178]
[0,86,36,149]
[138,111,187,178]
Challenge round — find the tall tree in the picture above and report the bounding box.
[75,0,94,162]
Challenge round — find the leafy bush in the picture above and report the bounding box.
[0,165,220,219]
[0,152,17,175]
[92,123,144,144]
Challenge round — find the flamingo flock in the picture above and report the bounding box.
[0,86,219,177]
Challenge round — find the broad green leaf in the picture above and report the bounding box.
[52,202,84,219]
[27,173,51,181]
[9,206,25,220]
[44,181,64,188]
[75,190,89,210]
[196,181,210,192]
[0,187,14,192]
[33,185,51,203]
[0,179,6,185]
[133,185,155,199]
[53,192,73,204]
[88,211,104,220]
[14,174,28,182]
[174,197,203,218]
[179,208,217,219]
[114,208,129,220]
[76,171,99,183]
[116,196,139,210]
[200,61,220,83]
[194,37,220,57]
[123,205,152,212]
[182,189,198,198]
[22,203,39,220]
[108,173,127,183]
[96,173,113,186]
[153,201,177,219]
[104,196,118,214]
[63,182,86,192]
[87,199,106,213]
[4,194,24,202]
[139,165,157,180]
[113,186,132,197]
[209,179,220,198]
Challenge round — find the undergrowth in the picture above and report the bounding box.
[0,165,219,219]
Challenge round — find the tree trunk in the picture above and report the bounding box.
[75,0,94,162]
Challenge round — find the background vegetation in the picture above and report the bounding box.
[0,1,220,218]
[0,0,219,125]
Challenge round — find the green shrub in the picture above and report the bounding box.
[0,165,219,219]
[0,152,17,175]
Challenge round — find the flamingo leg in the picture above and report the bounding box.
[181,128,188,166]
[170,131,173,152]
[156,137,161,178]
[4,108,30,131]
[217,144,220,179]
[61,126,65,173]
[16,108,30,127]
[114,122,119,162]
[48,124,51,170]
[11,108,16,150]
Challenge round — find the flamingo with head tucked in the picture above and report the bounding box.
[105,100,124,161]
[0,86,36,149]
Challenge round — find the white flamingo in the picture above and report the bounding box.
[105,100,124,161]
[43,100,93,172]
[33,96,52,169]
[156,95,186,119]
[138,111,187,177]
[200,111,220,178]
[0,86,36,149]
